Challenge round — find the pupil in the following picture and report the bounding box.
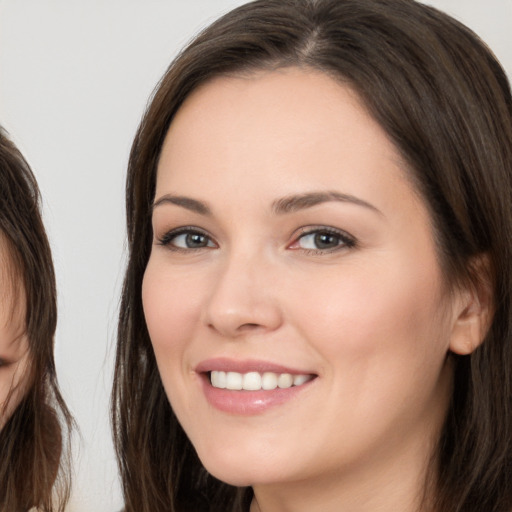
[314,232,338,249]
[186,233,206,247]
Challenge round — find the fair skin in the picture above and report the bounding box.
[142,68,487,512]
[0,238,29,430]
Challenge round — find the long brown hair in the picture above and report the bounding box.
[0,129,73,512]
[112,1,512,510]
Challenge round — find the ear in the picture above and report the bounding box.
[449,254,494,356]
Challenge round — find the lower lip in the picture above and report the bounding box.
[199,373,315,415]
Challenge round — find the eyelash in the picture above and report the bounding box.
[157,225,356,254]
[157,226,215,252]
[291,226,356,254]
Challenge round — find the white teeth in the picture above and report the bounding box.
[262,372,278,390]
[226,371,243,390]
[210,370,226,389]
[210,370,313,391]
[277,373,293,389]
[293,374,310,386]
[243,372,262,390]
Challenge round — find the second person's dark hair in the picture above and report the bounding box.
[0,129,73,512]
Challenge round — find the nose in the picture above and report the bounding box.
[202,252,283,338]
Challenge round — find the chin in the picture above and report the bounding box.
[207,468,254,487]
[196,443,294,487]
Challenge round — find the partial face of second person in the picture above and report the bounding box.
[0,236,29,429]
[142,68,479,505]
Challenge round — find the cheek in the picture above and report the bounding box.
[0,370,13,408]
[142,259,204,366]
[142,259,212,425]
[279,257,452,457]
[0,357,30,428]
[286,254,450,377]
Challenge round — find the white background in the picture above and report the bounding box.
[0,1,510,510]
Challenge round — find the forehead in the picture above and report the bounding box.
[163,68,392,161]
[156,68,416,211]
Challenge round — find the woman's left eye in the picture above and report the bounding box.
[289,228,355,252]
[172,232,215,249]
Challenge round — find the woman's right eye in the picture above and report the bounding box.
[158,228,216,250]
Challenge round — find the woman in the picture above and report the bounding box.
[0,129,73,511]
[112,0,512,510]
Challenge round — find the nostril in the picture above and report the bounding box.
[205,297,283,337]
[207,321,268,336]
[239,323,262,331]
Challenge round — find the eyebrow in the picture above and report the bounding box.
[272,191,382,215]
[151,190,382,217]
[152,195,212,215]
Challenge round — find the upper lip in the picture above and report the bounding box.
[195,357,315,375]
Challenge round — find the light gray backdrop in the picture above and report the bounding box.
[0,1,510,510]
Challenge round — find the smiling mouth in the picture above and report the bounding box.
[209,370,315,391]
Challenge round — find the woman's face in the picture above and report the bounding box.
[143,69,463,491]
[0,240,29,429]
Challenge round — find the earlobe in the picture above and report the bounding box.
[449,254,494,356]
